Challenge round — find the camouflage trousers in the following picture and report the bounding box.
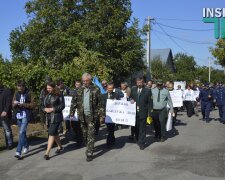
[81,115,95,156]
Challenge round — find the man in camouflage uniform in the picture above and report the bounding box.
[70,73,103,161]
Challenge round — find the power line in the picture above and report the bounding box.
[155,17,202,22]
[152,29,214,45]
[152,30,171,47]
[156,22,187,52]
[155,22,214,31]
[155,22,205,62]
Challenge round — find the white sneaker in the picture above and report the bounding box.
[14,152,22,159]
[23,148,29,154]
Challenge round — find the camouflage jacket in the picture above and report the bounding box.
[70,84,104,120]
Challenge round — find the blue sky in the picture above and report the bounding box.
[0,0,224,69]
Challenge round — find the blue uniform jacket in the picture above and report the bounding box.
[199,88,213,103]
[214,87,225,106]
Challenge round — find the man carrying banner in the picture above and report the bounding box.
[130,77,153,150]
[102,82,121,149]
[70,73,103,162]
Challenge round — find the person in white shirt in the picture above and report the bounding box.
[183,85,195,117]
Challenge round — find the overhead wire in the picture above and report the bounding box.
[153,20,206,62]
[155,21,214,31]
[152,29,214,45]
[155,17,202,22]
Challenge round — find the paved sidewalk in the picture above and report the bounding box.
[0,110,225,180]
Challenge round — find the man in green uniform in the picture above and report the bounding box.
[70,73,103,161]
[152,80,173,142]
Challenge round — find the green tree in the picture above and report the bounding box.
[151,58,174,81]
[10,0,83,65]
[80,0,145,79]
[174,53,197,82]
[210,39,225,66]
[9,0,145,80]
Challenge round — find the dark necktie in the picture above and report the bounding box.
[157,89,161,102]
[137,88,141,105]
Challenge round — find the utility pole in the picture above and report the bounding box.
[208,57,211,83]
[146,16,154,81]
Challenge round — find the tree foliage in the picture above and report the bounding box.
[174,53,197,82]
[9,0,145,80]
[150,58,174,82]
[210,39,225,66]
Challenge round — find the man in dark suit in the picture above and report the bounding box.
[130,77,153,150]
[102,82,120,149]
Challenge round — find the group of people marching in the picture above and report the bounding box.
[0,73,224,162]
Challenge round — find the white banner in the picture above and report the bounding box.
[63,96,78,121]
[169,90,183,107]
[105,99,136,126]
[174,81,186,90]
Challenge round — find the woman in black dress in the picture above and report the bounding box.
[42,81,65,160]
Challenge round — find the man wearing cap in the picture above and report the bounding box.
[199,83,214,123]
[152,80,173,142]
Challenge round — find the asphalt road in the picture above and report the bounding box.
[0,109,225,180]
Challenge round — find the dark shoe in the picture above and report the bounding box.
[106,141,115,149]
[139,145,145,150]
[55,147,63,154]
[128,135,134,140]
[154,135,161,141]
[76,142,83,148]
[8,145,14,150]
[86,155,93,162]
[44,155,50,160]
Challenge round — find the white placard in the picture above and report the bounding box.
[174,81,186,90]
[105,99,136,126]
[63,96,78,121]
[166,112,173,131]
[169,90,183,107]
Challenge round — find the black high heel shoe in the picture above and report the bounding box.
[44,154,50,160]
[55,147,63,154]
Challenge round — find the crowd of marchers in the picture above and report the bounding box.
[0,73,224,162]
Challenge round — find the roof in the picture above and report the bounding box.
[151,48,172,62]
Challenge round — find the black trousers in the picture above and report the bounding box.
[135,113,147,146]
[72,121,83,144]
[173,107,178,127]
[152,108,167,138]
[183,101,194,117]
[106,123,115,145]
[65,120,71,131]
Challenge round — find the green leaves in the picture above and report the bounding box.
[151,58,174,82]
[9,0,144,81]
[210,39,225,66]
[174,53,197,82]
